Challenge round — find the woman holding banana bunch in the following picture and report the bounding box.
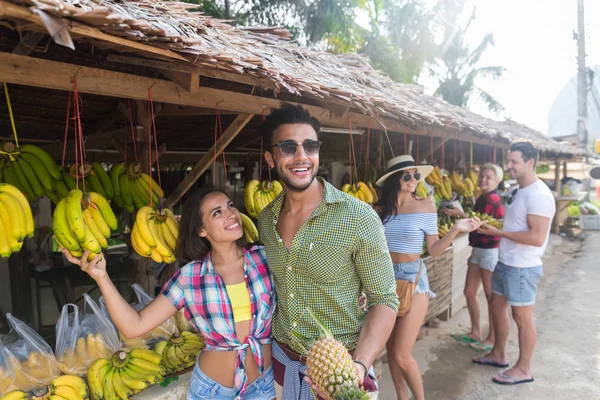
[445,163,505,353]
[375,155,483,400]
[62,185,276,400]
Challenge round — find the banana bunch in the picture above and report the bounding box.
[438,223,453,238]
[53,190,117,261]
[131,206,178,264]
[119,317,177,350]
[0,391,28,400]
[415,181,429,198]
[154,332,205,375]
[468,211,503,229]
[30,375,90,400]
[1,351,61,392]
[0,366,13,394]
[244,180,283,218]
[341,182,374,204]
[64,163,114,202]
[240,212,259,244]
[59,333,113,376]
[0,143,66,204]
[425,165,442,186]
[449,171,475,198]
[434,175,453,201]
[87,349,164,400]
[109,163,164,212]
[174,309,196,333]
[0,183,35,258]
[468,169,480,191]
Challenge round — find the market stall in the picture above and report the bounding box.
[0,0,592,396]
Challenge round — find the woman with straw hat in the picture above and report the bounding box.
[375,155,482,400]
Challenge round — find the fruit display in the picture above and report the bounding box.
[0,351,61,393]
[0,391,28,400]
[0,183,35,258]
[240,212,259,244]
[468,211,503,229]
[243,179,283,218]
[130,206,178,264]
[0,143,64,203]
[449,171,475,198]
[154,332,205,375]
[58,333,113,376]
[341,182,374,205]
[53,190,117,261]
[109,163,164,212]
[437,213,457,238]
[29,375,90,400]
[292,308,368,400]
[425,166,452,201]
[87,349,164,400]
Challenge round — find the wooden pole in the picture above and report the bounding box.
[164,113,254,208]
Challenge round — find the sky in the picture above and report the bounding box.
[388,0,600,135]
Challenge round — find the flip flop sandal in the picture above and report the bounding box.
[470,342,493,352]
[492,372,534,385]
[472,356,509,368]
[451,333,477,344]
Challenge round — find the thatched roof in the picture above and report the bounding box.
[0,0,589,157]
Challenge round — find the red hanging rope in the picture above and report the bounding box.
[62,92,72,168]
[217,105,229,187]
[148,89,162,206]
[72,77,86,192]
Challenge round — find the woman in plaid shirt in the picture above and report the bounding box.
[446,164,505,352]
[63,186,276,400]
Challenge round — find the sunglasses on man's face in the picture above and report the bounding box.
[402,172,421,182]
[272,140,322,157]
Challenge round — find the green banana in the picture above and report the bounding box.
[140,172,164,198]
[88,203,111,238]
[92,162,114,200]
[15,156,45,198]
[0,157,5,183]
[86,171,106,198]
[119,173,134,209]
[54,177,69,199]
[19,152,54,192]
[61,170,77,191]
[18,144,61,179]
[45,189,59,204]
[129,177,147,209]
[109,163,125,197]
[136,176,159,205]
[2,162,21,191]
[88,192,117,230]
[11,159,36,200]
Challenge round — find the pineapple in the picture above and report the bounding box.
[293,308,369,400]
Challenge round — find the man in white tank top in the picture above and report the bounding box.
[473,140,556,386]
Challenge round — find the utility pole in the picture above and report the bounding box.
[576,0,588,149]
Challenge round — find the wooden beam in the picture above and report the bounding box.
[160,104,236,116]
[161,70,199,93]
[0,52,504,148]
[164,113,254,208]
[0,1,187,62]
[11,32,45,56]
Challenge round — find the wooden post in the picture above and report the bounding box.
[552,159,562,234]
[554,159,562,195]
[563,161,568,178]
[9,244,33,323]
[164,113,254,208]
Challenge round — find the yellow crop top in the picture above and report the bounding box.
[225,282,252,322]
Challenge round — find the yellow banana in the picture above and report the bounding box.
[88,203,111,239]
[131,224,152,257]
[148,218,173,258]
[0,193,25,242]
[0,391,28,400]
[88,192,117,231]
[87,358,110,400]
[50,384,81,400]
[80,224,102,254]
[128,357,163,374]
[271,180,283,196]
[111,367,134,400]
[66,189,86,242]
[102,367,118,400]
[160,220,177,251]
[83,209,108,249]
[150,248,163,263]
[129,348,162,365]
[0,213,12,257]
[252,188,264,216]
[123,365,162,384]
[244,180,260,218]
[163,209,179,238]
[140,172,164,199]
[0,183,33,237]
[240,213,259,243]
[367,182,378,204]
[51,374,89,399]
[357,182,373,204]
[135,206,156,247]
[118,368,149,392]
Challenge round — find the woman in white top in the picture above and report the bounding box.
[376,155,482,400]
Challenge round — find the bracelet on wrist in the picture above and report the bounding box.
[353,360,368,380]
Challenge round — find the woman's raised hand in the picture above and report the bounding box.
[61,248,107,281]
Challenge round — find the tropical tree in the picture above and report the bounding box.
[431,8,506,112]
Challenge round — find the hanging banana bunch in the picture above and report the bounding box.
[0,142,67,204]
[53,189,118,261]
[415,181,429,199]
[244,180,283,218]
[63,162,114,204]
[131,206,178,264]
[468,168,480,191]
[0,183,35,258]
[341,182,374,205]
[109,163,164,212]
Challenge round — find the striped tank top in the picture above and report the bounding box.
[383,213,438,254]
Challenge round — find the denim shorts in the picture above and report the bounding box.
[393,259,436,299]
[469,247,499,272]
[188,363,275,400]
[491,262,543,306]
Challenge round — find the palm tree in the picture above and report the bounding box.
[431,8,505,112]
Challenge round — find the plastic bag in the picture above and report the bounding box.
[0,313,60,392]
[55,293,121,376]
[100,283,179,350]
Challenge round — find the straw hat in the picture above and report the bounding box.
[375,155,433,187]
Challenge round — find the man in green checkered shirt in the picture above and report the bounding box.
[258,104,398,399]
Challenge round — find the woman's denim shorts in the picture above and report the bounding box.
[188,363,275,400]
[393,259,436,299]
